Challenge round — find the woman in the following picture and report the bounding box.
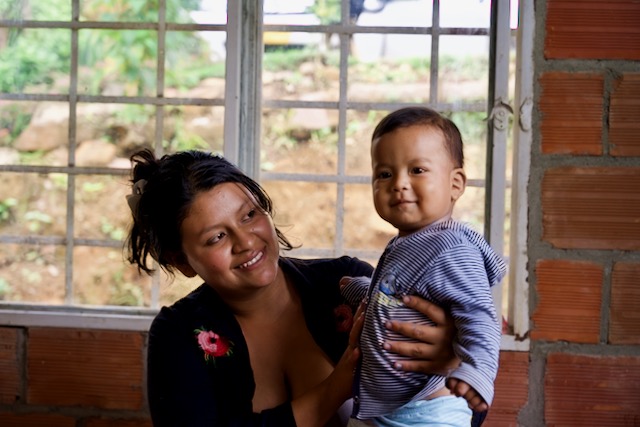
[126,149,460,427]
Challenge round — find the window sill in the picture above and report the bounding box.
[0,303,156,331]
[0,304,531,351]
[501,334,530,351]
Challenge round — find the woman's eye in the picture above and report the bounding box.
[207,232,226,245]
[244,208,258,221]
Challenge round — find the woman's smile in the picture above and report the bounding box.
[237,250,264,269]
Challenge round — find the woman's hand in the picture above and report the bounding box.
[331,300,366,396]
[291,302,366,427]
[383,295,459,376]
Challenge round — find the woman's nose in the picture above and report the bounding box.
[232,227,256,253]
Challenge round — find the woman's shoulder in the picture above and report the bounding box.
[281,255,373,277]
[150,283,229,333]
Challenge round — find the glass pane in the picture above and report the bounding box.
[78,29,157,97]
[440,0,491,28]
[0,28,71,95]
[73,246,152,307]
[75,175,130,240]
[73,102,156,167]
[263,47,339,102]
[162,105,224,154]
[3,1,71,21]
[80,0,158,22]
[159,272,201,307]
[450,110,487,181]
[182,29,227,65]
[261,108,338,175]
[438,42,489,105]
[348,51,430,102]
[165,30,225,96]
[0,244,66,304]
[190,1,228,25]
[0,101,69,166]
[440,34,490,61]
[356,0,432,28]
[344,183,394,252]
[262,181,336,249]
[352,33,431,64]
[1,101,40,161]
[0,172,66,237]
[453,185,485,231]
[345,109,383,176]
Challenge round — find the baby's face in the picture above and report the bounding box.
[371,125,465,236]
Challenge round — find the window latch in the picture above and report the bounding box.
[489,98,514,131]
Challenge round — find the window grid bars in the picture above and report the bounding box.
[0,1,518,324]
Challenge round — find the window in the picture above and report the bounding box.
[0,0,530,349]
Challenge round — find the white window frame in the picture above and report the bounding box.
[0,0,531,352]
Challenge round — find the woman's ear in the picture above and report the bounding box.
[169,253,197,278]
[176,262,197,278]
[450,168,466,202]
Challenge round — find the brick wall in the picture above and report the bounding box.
[524,0,640,426]
[0,327,151,426]
[1,1,640,426]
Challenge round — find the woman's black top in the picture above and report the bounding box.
[147,256,373,427]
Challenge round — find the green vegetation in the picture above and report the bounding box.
[0,198,17,223]
[0,104,32,146]
[0,0,209,95]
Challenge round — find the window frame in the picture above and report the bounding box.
[0,0,531,351]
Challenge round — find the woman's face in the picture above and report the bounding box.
[178,182,281,299]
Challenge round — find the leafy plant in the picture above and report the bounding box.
[1,0,208,95]
[0,105,32,145]
[0,277,12,300]
[100,218,126,240]
[0,198,17,223]
[24,210,53,232]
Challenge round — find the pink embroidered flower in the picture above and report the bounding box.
[194,328,233,364]
[334,304,354,333]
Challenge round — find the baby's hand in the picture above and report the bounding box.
[339,276,352,289]
[446,377,489,412]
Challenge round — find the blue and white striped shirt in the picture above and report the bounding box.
[341,220,506,420]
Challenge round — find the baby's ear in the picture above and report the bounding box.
[451,168,466,201]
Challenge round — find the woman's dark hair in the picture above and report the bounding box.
[371,106,464,168]
[126,149,293,275]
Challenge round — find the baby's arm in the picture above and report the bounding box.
[339,275,371,305]
[423,245,503,410]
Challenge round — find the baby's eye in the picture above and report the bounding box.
[376,171,392,179]
[411,167,427,174]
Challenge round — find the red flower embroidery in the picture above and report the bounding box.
[194,328,233,365]
[334,304,354,333]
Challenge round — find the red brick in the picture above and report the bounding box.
[540,73,604,155]
[610,262,640,344]
[0,412,75,427]
[0,327,21,404]
[484,351,529,426]
[541,167,640,250]
[27,328,145,410]
[545,0,640,60]
[545,353,640,425]
[610,73,640,157]
[85,417,153,427]
[532,260,602,343]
